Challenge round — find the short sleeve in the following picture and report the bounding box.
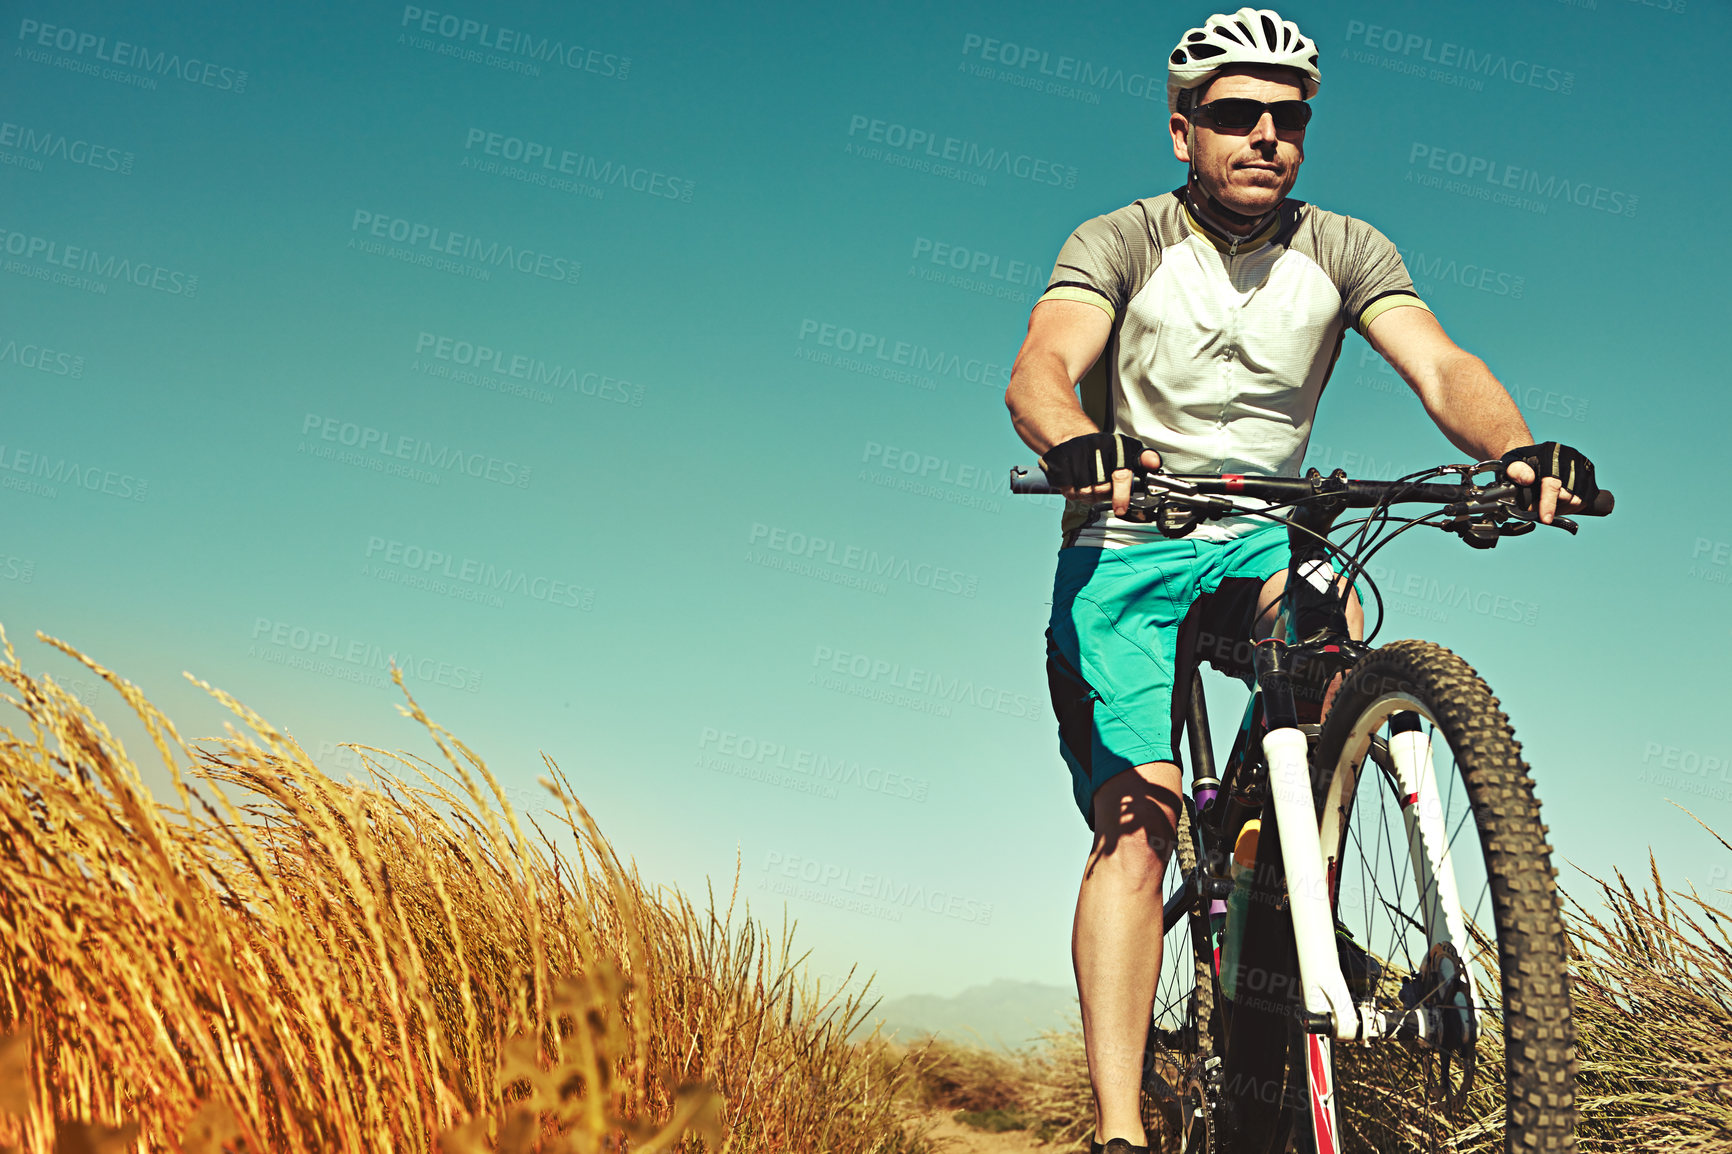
[1340,221,1429,335]
[1037,215,1131,321]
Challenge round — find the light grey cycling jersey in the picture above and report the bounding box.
[1040,190,1427,544]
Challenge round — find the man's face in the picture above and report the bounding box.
[1170,66,1307,216]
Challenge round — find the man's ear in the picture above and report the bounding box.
[1169,112,1191,164]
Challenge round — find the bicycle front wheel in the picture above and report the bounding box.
[1310,639,1576,1153]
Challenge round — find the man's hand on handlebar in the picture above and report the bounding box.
[1038,432,1163,517]
[1498,441,1614,525]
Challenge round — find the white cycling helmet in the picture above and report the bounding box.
[1167,7,1321,115]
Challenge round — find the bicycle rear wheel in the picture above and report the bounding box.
[1310,640,1576,1152]
[1144,796,1218,1153]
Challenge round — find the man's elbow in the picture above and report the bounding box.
[1408,347,1483,406]
[1004,351,1045,414]
[1435,348,1493,395]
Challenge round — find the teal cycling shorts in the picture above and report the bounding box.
[1046,524,1302,829]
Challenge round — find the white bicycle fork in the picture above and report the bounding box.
[1263,727,1347,1154]
[1260,717,1477,1154]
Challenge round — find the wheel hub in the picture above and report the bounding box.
[1402,941,1478,1114]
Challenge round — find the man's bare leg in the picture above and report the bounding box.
[1072,575,1359,1145]
[1073,759,1183,1147]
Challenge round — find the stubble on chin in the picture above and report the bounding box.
[1231,163,1295,206]
[1217,175,1282,212]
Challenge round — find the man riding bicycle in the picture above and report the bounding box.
[1003,9,1606,1152]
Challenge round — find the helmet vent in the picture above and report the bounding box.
[1166,8,1322,111]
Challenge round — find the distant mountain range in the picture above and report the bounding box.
[861,979,1078,1051]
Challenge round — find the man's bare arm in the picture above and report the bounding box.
[1005,299,1158,514]
[1006,299,1113,452]
[1365,305,1598,522]
[1364,305,1532,460]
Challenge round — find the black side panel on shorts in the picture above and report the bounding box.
[1045,628,1096,789]
[1191,575,1269,683]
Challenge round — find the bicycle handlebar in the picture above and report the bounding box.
[1007,466,1614,516]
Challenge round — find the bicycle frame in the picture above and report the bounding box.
[1183,483,1481,1151]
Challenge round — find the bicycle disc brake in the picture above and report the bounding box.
[1402,941,1477,1115]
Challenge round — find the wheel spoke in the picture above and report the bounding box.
[1376,893,1428,937]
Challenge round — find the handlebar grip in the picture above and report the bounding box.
[1009,466,1059,495]
[1585,490,1615,516]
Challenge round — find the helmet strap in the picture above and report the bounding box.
[1184,169,1277,239]
[1179,100,1278,240]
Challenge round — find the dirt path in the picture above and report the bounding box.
[908,1109,1056,1154]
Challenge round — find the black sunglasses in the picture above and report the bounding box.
[1191,98,1312,132]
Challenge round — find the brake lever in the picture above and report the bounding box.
[1119,491,1241,530]
[1477,474,1584,534]
[1140,472,1200,496]
[1502,507,1579,536]
[1449,481,1580,537]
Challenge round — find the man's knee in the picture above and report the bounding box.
[1091,761,1182,859]
[1087,838,1169,892]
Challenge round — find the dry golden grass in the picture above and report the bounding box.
[1565,840,1732,1152]
[0,631,921,1154]
[894,1032,1089,1151]
[8,622,1728,1153]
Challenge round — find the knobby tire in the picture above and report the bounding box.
[1308,639,1577,1152]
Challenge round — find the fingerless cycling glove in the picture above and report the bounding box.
[1039,432,1149,489]
[1499,441,1600,509]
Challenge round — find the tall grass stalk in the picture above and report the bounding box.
[0,632,915,1153]
[1566,839,1732,1152]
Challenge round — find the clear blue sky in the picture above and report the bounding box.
[3,0,1726,1000]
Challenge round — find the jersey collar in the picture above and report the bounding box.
[1181,197,1285,256]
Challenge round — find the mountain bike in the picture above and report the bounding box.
[1010,461,1609,1153]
